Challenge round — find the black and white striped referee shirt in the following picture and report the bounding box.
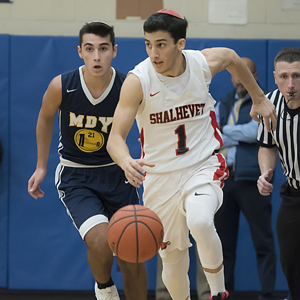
[257,89,300,189]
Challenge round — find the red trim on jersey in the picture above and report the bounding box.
[210,110,223,148]
[213,153,229,188]
[140,128,145,159]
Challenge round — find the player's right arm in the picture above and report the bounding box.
[257,146,278,196]
[107,74,155,188]
[28,75,62,199]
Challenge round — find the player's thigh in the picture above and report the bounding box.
[56,165,110,239]
[143,172,191,252]
[99,164,140,218]
[184,184,220,246]
[183,156,225,211]
[60,186,108,239]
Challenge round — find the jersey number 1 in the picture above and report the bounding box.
[175,124,189,155]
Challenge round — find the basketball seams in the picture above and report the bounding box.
[108,215,162,230]
[133,205,139,263]
[137,222,160,250]
[115,221,137,257]
[107,215,137,230]
[118,207,150,212]
[114,220,161,260]
[107,204,164,263]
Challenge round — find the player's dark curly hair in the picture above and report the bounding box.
[143,12,188,44]
[274,47,300,67]
[79,21,115,48]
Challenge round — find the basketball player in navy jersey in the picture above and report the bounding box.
[107,9,277,300]
[28,22,147,300]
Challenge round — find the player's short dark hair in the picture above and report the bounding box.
[79,22,115,48]
[274,47,300,68]
[143,12,188,44]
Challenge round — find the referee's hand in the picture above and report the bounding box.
[257,169,273,196]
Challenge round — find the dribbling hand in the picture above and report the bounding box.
[124,158,155,188]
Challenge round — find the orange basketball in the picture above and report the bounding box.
[107,204,164,263]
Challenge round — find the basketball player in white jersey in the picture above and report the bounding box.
[107,9,277,300]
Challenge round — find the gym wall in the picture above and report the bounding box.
[1,0,300,294]
[1,34,300,293]
[0,0,300,39]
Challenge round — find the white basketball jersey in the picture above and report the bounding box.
[130,50,223,173]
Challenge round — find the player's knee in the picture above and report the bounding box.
[85,224,111,255]
[161,248,189,274]
[187,213,212,238]
[161,248,184,264]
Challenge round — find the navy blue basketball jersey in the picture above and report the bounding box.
[59,67,126,165]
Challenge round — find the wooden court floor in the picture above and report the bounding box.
[0,290,289,300]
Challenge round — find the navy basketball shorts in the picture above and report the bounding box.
[55,163,140,239]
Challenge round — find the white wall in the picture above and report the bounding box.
[0,0,299,39]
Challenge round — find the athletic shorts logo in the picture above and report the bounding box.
[194,192,210,196]
[150,91,160,97]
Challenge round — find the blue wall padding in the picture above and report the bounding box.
[0,34,10,288]
[2,34,299,292]
[186,39,268,100]
[8,35,92,290]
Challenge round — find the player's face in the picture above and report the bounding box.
[144,30,185,77]
[78,33,117,77]
[274,61,300,106]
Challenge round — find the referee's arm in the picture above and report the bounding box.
[257,146,278,196]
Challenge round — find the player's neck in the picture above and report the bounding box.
[82,66,113,98]
[166,53,186,78]
[174,53,186,77]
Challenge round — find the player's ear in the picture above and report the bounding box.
[113,44,118,58]
[177,38,186,52]
[273,70,277,85]
[78,45,83,59]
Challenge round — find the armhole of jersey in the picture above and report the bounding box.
[137,95,146,115]
[186,50,212,90]
[201,53,212,88]
[129,70,146,116]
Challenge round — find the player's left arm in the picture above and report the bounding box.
[201,47,277,132]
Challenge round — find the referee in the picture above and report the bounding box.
[257,47,300,300]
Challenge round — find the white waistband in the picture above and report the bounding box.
[59,157,116,168]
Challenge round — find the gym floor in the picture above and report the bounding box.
[0,290,289,300]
